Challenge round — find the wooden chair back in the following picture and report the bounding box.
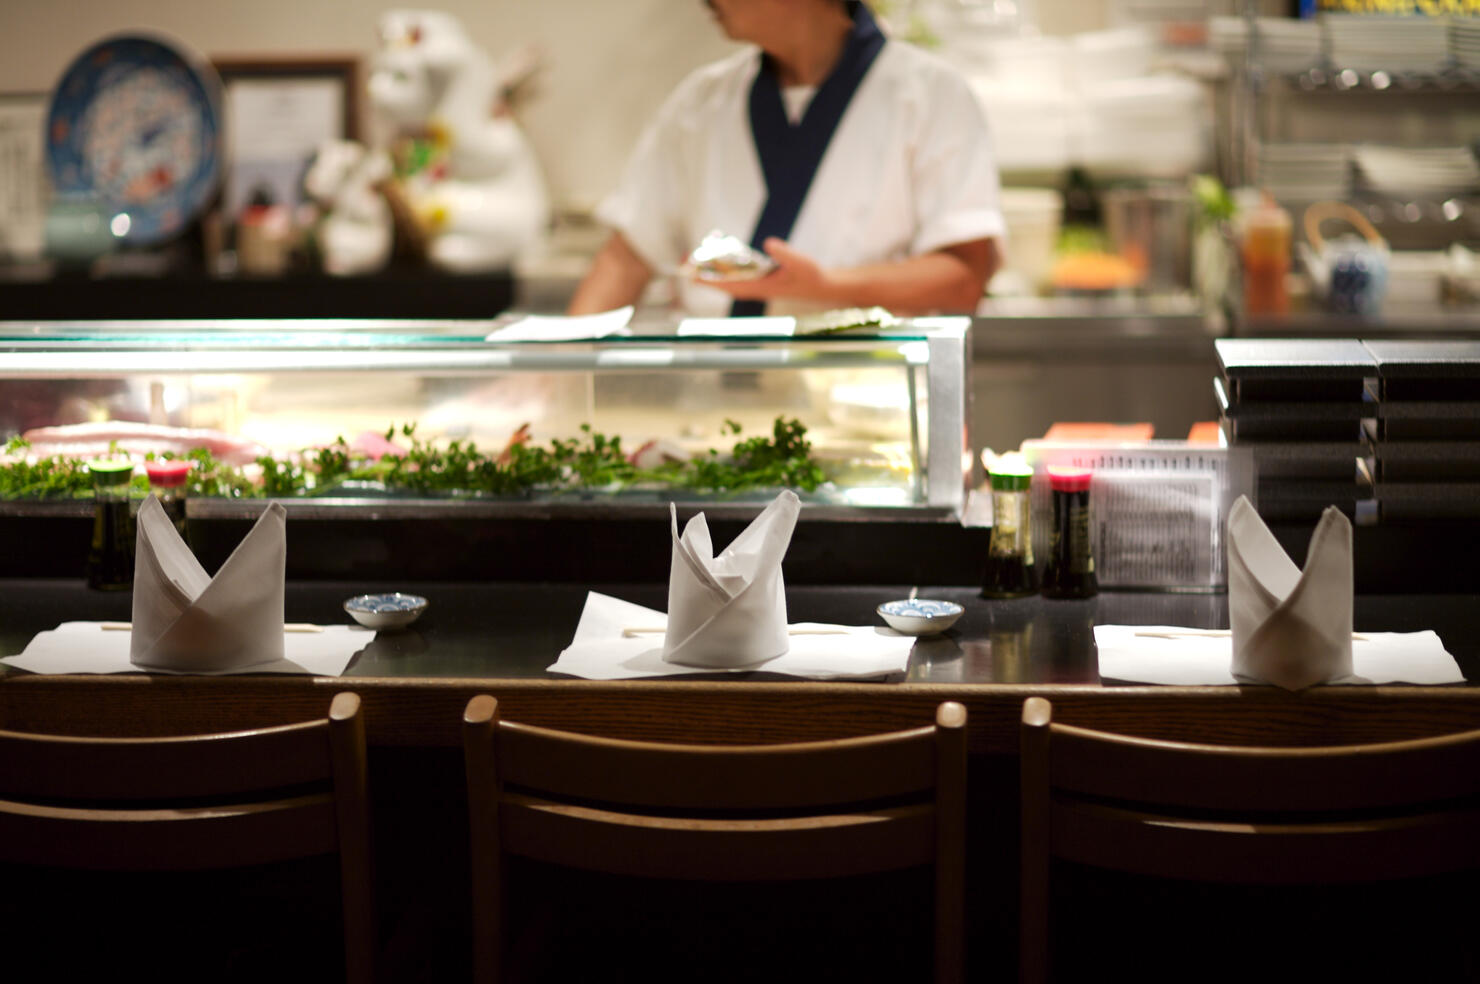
[463,696,967,984]
[1018,695,1480,984]
[0,690,375,984]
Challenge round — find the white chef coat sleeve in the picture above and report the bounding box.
[593,85,694,274]
[908,69,1007,256]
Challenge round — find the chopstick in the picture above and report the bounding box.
[100,622,325,633]
[621,626,850,638]
[1134,629,1369,642]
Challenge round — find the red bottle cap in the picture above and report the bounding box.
[1047,466,1092,493]
[145,460,192,488]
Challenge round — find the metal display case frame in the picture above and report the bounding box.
[0,316,973,519]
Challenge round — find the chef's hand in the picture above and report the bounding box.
[696,237,827,301]
[693,235,1000,315]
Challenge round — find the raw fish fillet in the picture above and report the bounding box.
[350,430,406,460]
[20,422,270,467]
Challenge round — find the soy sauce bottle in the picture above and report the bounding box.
[1040,466,1097,600]
[145,459,192,547]
[980,458,1037,599]
[86,458,136,591]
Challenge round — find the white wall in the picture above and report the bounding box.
[0,1,1163,213]
[0,0,738,214]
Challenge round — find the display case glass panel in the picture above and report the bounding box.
[0,317,971,516]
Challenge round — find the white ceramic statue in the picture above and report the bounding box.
[369,9,550,273]
[303,139,395,277]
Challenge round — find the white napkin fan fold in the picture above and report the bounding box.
[130,496,288,673]
[663,490,801,668]
[1228,495,1353,690]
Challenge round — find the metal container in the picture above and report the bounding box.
[1102,186,1194,291]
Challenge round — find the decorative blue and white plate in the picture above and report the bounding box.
[344,593,429,631]
[876,599,965,636]
[46,34,223,246]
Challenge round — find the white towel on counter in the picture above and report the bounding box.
[1228,495,1353,690]
[130,495,291,673]
[663,490,801,668]
[549,592,914,681]
[3,621,365,676]
[1094,624,1463,686]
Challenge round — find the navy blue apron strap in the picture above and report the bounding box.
[730,0,885,317]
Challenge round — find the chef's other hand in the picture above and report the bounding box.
[697,237,825,301]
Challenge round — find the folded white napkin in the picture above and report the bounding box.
[1227,495,1354,689]
[549,592,913,680]
[664,490,801,668]
[130,495,289,673]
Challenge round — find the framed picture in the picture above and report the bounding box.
[212,56,360,223]
[0,92,48,262]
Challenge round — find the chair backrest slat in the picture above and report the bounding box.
[1047,721,1480,812]
[496,719,937,810]
[0,793,338,869]
[1051,799,1480,884]
[463,695,967,984]
[500,794,936,880]
[0,691,375,984]
[0,721,333,800]
[1019,696,1480,984]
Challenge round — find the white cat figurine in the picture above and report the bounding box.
[369,9,550,273]
[303,139,394,277]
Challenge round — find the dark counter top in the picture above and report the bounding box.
[0,269,515,320]
[3,578,1475,684]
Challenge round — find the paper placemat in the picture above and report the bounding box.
[484,306,633,342]
[1095,624,1464,686]
[549,592,913,681]
[3,621,368,676]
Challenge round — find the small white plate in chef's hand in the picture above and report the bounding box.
[877,599,965,636]
[344,593,428,631]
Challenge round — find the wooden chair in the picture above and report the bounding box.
[0,691,375,984]
[462,696,968,984]
[1018,695,1480,984]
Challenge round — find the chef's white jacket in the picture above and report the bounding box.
[596,40,1006,316]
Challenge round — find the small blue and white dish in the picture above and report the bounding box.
[344,593,428,631]
[876,599,965,636]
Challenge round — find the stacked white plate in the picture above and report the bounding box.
[1256,142,1352,203]
[1073,75,1211,179]
[1324,14,1450,74]
[1384,251,1450,311]
[1209,17,1322,75]
[1353,145,1480,197]
[1208,15,1249,59]
[995,187,1064,293]
[1447,243,1480,302]
[971,80,1073,174]
[1109,0,1209,24]
[1254,17,1324,75]
[1452,19,1480,69]
[1067,26,1157,89]
[951,34,1067,90]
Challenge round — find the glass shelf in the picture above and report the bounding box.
[0,317,973,514]
[1276,67,1480,92]
[0,317,958,375]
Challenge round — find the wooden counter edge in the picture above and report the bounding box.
[3,673,1478,754]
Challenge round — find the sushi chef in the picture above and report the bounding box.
[568,0,1004,318]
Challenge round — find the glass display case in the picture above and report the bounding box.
[0,316,972,519]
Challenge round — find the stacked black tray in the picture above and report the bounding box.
[1365,340,1480,521]
[1214,338,1376,522]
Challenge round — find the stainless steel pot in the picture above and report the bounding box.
[1102,186,1193,291]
